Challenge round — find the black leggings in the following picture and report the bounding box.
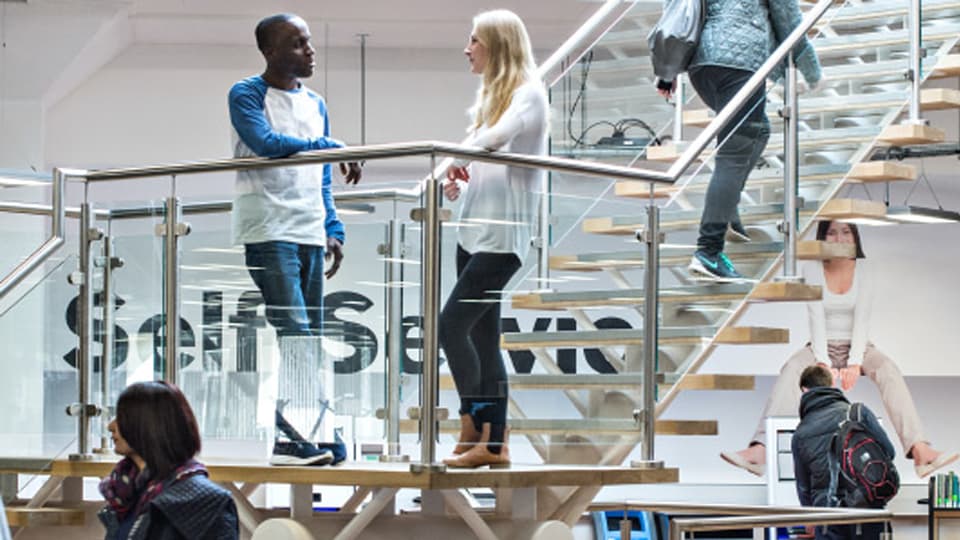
[439,246,521,443]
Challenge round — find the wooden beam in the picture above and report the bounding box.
[920,88,960,111]
[669,374,755,391]
[716,326,789,344]
[614,182,675,199]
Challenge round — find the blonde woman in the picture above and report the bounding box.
[438,9,548,469]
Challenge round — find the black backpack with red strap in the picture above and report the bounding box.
[828,403,900,508]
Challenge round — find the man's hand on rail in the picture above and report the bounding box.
[325,237,345,279]
[339,162,363,185]
[447,165,469,182]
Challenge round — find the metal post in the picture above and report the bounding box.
[162,195,183,383]
[904,0,925,125]
[779,54,802,282]
[632,197,664,469]
[358,33,369,145]
[672,74,685,144]
[72,202,99,459]
[536,173,550,289]
[412,155,443,471]
[96,229,119,453]
[381,218,408,462]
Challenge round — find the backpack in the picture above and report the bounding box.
[827,403,900,508]
[647,0,706,87]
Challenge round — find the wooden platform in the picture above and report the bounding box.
[6,507,85,527]
[49,458,678,491]
[715,326,789,344]
[878,123,946,146]
[749,281,822,302]
[818,198,887,222]
[848,161,916,183]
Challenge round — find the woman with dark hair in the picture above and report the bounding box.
[721,220,956,478]
[99,381,238,540]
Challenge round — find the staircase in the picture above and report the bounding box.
[483,0,960,491]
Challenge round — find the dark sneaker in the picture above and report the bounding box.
[726,222,751,243]
[270,441,335,466]
[688,250,743,281]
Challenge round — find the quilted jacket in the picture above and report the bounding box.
[689,0,822,84]
[99,475,238,540]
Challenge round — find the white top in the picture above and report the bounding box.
[455,80,549,260]
[230,76,342,246]
[803,259,873,365]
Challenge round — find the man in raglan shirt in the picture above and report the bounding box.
[229,13,361,465]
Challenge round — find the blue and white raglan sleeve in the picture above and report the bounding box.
[229,80,343,158]
[319,97,345,244]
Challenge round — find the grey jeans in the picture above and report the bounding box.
[688,66,771,256]
[752,342,926,456]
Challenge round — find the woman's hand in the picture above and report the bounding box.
[447,165,469,182]
[839,365,862,391]
[443,180,462,201]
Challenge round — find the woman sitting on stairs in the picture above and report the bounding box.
[722,220,957,478]
[437,9,548,469]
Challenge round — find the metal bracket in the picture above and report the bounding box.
[635,229,665,244]
[94,256,125,270]
[67,271,85,286]
[154,223,192,237]
[778,106,791,120]
[777,220,791,235]
[65,403,101,418]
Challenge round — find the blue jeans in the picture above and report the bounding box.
[689,66,771,256]
[439,246,521,440]
[245,241,326,444]
[244,241,325,337]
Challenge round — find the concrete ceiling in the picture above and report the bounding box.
[0,0,600,100]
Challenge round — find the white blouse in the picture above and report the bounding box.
[803,259,873,365]
[454,79,549,260]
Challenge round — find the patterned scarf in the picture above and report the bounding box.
[99,457,208,521]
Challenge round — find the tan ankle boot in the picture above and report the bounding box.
[443,423,510,469]
[452,413,481,455]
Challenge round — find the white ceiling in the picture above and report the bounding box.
[0,0,600,99]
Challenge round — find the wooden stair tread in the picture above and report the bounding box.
[848,161,916,183]
[550,242,783,272]
[582,201,818,236]
[5,507,85,527]
[683,88,960,127]
[819,198,887,222]
[398,418,717,436]
[715,326,789,344]
[932,54,960,77]
[662,373,756,391]
[439,373,753,391]
[615,164,849,199]
[512,283,753,310]
[750,281,823,302]
[502,325,787,349]
[500,327,718,349]
[798,240,857,260]
[878,123,946,145]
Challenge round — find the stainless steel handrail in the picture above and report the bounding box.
[78,141,672,184]
[0,168,68,299]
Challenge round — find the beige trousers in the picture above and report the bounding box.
[751,342,925,456]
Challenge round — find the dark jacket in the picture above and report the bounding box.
[791,387,895,509]
[99,475,238,540]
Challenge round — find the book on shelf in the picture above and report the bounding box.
[931,471,960,509]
